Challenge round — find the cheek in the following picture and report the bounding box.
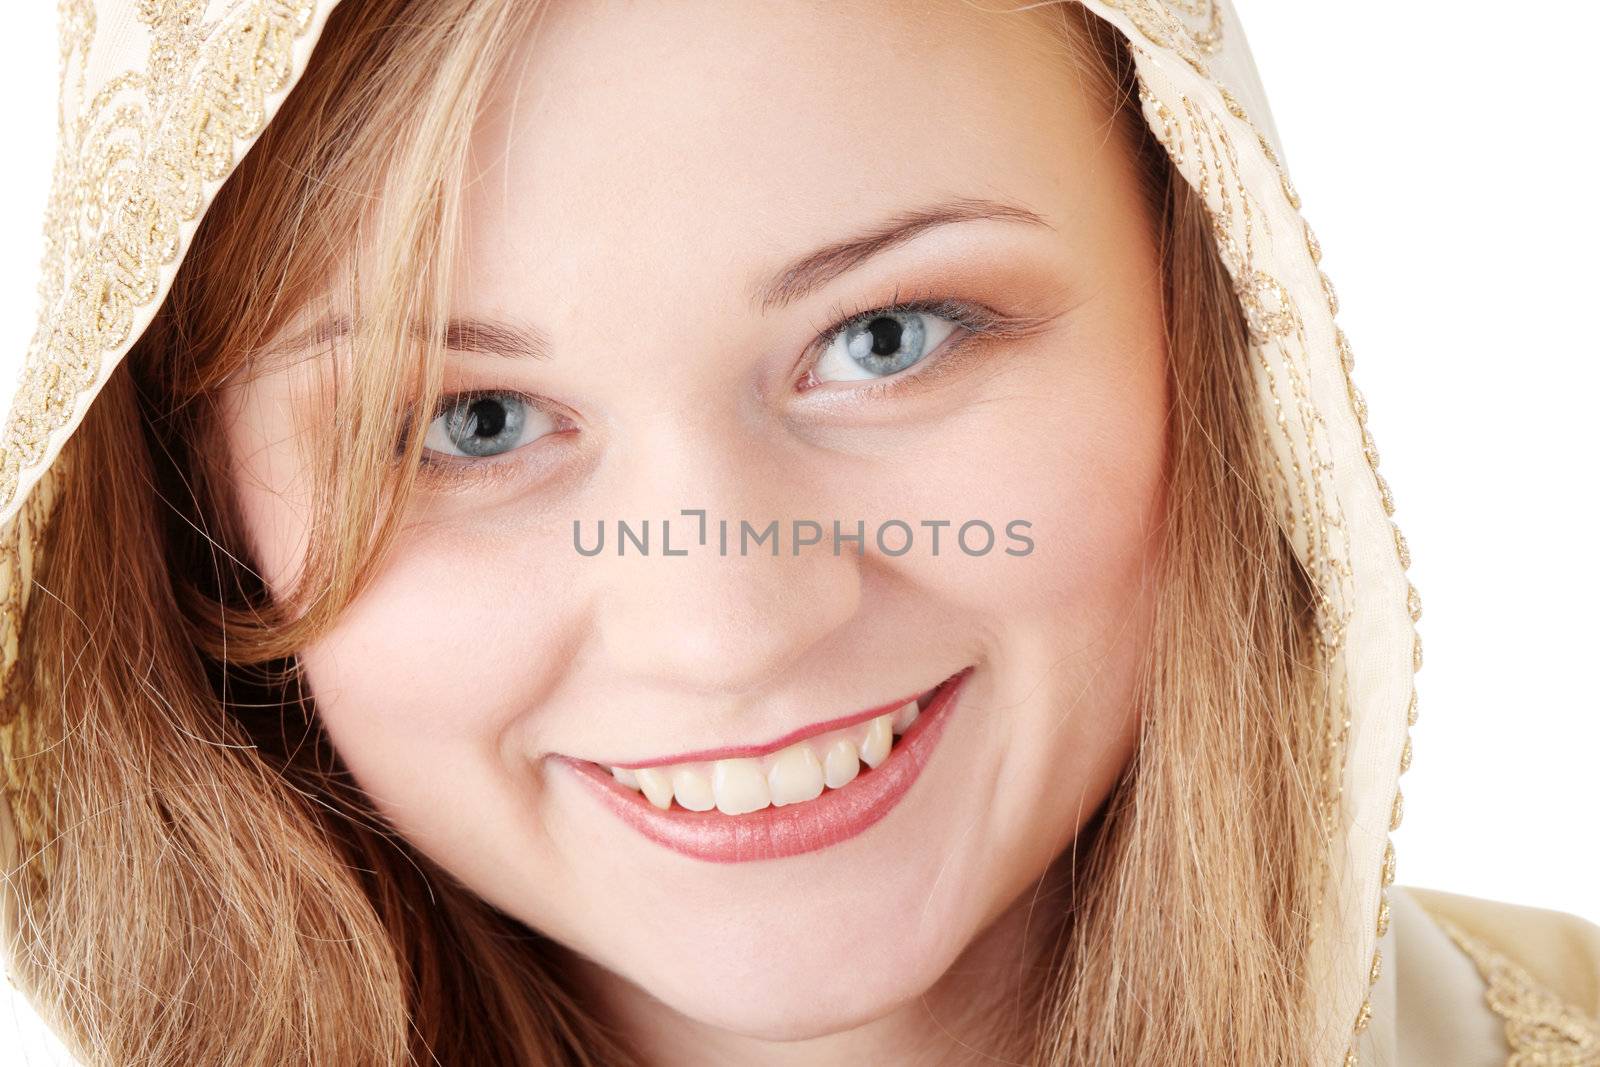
[224,403,314,597]
[871,326,1169,639]
[290,535,576,855]
[861,320,1167,876]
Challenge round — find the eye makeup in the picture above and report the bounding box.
[394,276,1068,493]
[794,283,1065,402]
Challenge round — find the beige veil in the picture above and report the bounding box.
[0,2,1424,1062]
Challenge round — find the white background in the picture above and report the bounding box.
[2,3,1596,1061]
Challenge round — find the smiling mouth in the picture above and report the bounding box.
[556,666,973,862]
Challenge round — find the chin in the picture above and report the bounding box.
[626,927,946,1042]
[560,853,986,1043]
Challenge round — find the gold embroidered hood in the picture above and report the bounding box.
[0,2,1594,1064]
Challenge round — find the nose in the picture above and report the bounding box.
[584,420,863,697]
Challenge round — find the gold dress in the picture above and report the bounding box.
[0,2,1594,1063]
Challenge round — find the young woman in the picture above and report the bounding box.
[2,1,1595,1063]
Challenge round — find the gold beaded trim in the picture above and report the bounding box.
[1212,78,1423,1067]
[0,0,319,526]
[1105,0,1217,79]
[1097,3,1424,1063]
[1436,917,1600,1066]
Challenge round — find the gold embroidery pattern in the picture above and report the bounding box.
[1105,0,1216,76]
[1097,4,1424,1064]
[1436,918,1600,1067]
[0,0,317,525]
[1161,0,1224,54]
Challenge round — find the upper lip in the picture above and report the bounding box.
[600,672,957,771]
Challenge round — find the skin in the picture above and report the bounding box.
[222,2,1169,1062]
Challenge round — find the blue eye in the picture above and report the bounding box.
[423,391,557,459]
[810,306,965,385]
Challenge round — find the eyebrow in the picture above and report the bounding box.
[261,313,549,362]
[265,195,1051,362]
[751,195,1052,313]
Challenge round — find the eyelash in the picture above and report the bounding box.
[409,391,571,489]
[407,287,1054,490]
[797,285,1039,401]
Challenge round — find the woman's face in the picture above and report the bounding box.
[224,0,1167,1054]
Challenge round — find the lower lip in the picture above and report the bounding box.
[556,667,972,863]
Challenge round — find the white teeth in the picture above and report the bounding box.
[859,713,893,769]
[712,758,772,815]
[891,699,920,734]
[670,766,716,811]
[823,738,861,789]
[768,743,825,806]
[633,766,675,810]
[604,691,935,813]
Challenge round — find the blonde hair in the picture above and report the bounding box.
[2,2,1335,1063]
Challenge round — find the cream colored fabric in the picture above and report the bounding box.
[1411,886,1600,1063]
[1356,885,1600,1067]
[1360,885,1497,1067]
[1385,886,1507,1067]
[1361,886,1402,1066]
[0,0,339,529]
[1409,886,1600,1020]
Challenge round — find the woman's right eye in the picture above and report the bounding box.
[422,391,562,460]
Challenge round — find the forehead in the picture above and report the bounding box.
[455,0,1118,311]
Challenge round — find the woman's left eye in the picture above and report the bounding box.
[806,304,967,386]
[422,391,560,460]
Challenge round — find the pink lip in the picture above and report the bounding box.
[557,666,972,863]
[601,683,944,770]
